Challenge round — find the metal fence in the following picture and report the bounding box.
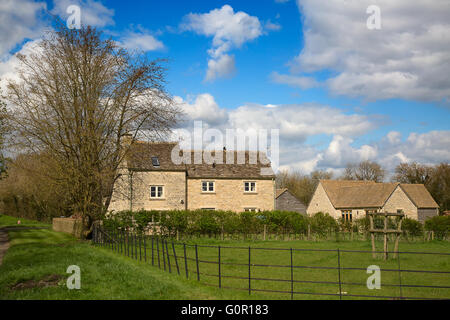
[92,225,450,300]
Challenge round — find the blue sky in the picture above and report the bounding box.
[1,0,449,176]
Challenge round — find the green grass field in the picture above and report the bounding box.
[97,229,450,300]
[0,215,265,300]
[1,214,449,300]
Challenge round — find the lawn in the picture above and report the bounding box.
[95,228,450,300]
[1,214,449,300]
[0,215,265,300]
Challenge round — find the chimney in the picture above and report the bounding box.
[121,133,133,147]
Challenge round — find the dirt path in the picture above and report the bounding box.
[0,228,10,266]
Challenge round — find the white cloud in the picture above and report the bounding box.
[181,5,263,81]
[0,0,46,59]
[289,0,450,103]
[173,93,449,175]
[174,94,229,127]
[0,39,42,93]
[205,54,236,81]
[51,0,114,28]
[118,30,164,52]
[228,103,376,142]
[270,71,319,89]
[264,20,282,32]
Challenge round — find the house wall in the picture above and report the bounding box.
[108,167,132,212]
[108,170,187,212]
[187,178,275,212]
[306,183,339,218]
[382,186,418,219]
[131,171,186,211]
[276,191,307,214]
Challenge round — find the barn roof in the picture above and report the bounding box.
[320,180,438,209]
[400,184,439,209]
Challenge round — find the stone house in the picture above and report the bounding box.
[306,180,439,222]
[108,140,276,213]
[275,188,307,214]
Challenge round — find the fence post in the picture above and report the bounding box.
[127,232,130,257]
[135,233,138,260]
[139,234,142,261]
[337,249,342,300]
[290,248,294,300]
[195,244,200,281]
[162,238,166,271]
[144,235,147,262]
[172,241,180,275]
[397,251,403,299]
[166,240,172,273]
[218,246,221,288]
[157,237,161,269]
[248,246,251,295]
[151,237,154,265]
[184,243,188,279]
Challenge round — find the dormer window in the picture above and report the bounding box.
[151,156,160,167]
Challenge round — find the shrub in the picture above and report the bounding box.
[402,217,423,237]
[425,215,450,240]
[310,212,338,237]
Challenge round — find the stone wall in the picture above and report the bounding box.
[187,178,275,212]
[306,183,338,217]
[131,171,187,211]
[52,218,82,238]
[382,186,418,219]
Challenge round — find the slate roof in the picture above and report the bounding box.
[275,188,288,199]
[320,180,438,209]
[126,141,275,179]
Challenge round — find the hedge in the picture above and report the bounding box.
[102,210,449,240]
[103,210,331,238]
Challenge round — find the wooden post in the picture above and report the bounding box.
[383,216,388,261]
[369,215,376,259]
[393,217,403,259]
[263,225,267,241]
[307,224,311,241]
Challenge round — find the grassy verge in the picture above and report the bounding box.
[0,214,51,228]
[0,217,265,300]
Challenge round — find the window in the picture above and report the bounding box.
[244,181,256,193]
[341,210,352,222]
[202,181,215,193]
[244,208,258,212]
[150,186,164,199]
[201,208,215,211]
[151,156,160,167]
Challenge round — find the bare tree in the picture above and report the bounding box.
[392,162,433,184]
[276,169,333,205]
[5,23,181,237]
[343,160,385,182]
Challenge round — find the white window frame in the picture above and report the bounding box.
[202,181,215,193]
[150,185,164,199]
[244,181,257,193]
[244,207,258,212]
